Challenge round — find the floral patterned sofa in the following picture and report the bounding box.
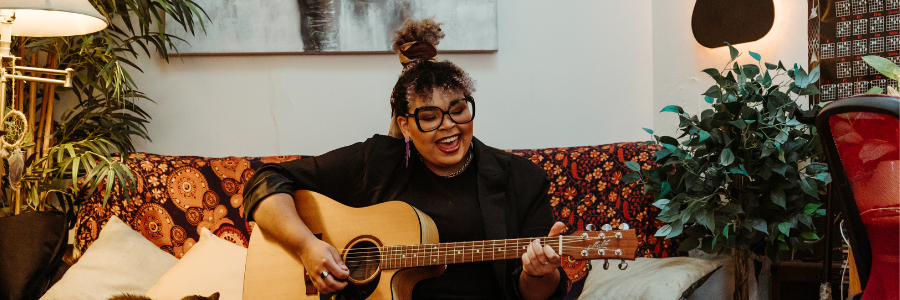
[73,141,678,299]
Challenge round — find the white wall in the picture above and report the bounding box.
[126,1,807,158]
[651,1,810,138]
[127,0,654,157]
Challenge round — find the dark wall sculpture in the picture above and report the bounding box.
[691,0,776,48]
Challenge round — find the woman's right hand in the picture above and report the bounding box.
[299,238,350,294]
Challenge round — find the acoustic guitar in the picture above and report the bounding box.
[243,190,638,300]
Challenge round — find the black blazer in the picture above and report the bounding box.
[243,134,566,299]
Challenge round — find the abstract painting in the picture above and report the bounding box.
[166,0,498,54]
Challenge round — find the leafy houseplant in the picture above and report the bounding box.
[0,1,207,223]
[623,44,831,300]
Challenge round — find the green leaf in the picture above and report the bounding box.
[749,51,761,61]
[800,177,819,199]
[867,86,884,94]
[666,222,684,239]
[765,62,778,70]
[804,203,823,215]
[720,148,735,166]
[703,85,722,98]
[727,42,739,61]
[704,96,714,104]
[660,136,680,146]
[723,223,731,239]
[815,209,826,216]
[862,55,900,80]
[761,141,777,158]
[771,189,786,208]
[698,130,711,142]
[778,222,791,236]
[653,199,670,209]
[642,127,654,135]
[749,219,768,234]
[774,130,789,144]
[801,232,820,240]
[655,224,673,237]
[816,172,832,184]
[808,65,820,84]
[728,120,748,130]
[660,182,672,198]
[702,68,722,78]
[661,105,684,114]
[621,172,642,183]
[625,161,641,171]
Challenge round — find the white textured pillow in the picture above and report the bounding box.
[40,216,178,300]
[580,257,722,300]
[145,227,247,300]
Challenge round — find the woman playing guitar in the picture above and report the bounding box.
[243,19,566,300]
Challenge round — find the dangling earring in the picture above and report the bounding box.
[405,136,411,168]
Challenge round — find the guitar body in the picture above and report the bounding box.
[243,191,442,300]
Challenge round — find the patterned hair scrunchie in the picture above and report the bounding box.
[398,41,438,66]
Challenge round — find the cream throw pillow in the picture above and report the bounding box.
[580,257,722,300]
[40,216,178,300]
[145,227,247,300]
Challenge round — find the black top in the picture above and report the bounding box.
[242,135,566,300]
[399,155,502,299]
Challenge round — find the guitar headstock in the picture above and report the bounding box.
[559,223,638,263]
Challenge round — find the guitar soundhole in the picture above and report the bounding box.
[343,239,381,284]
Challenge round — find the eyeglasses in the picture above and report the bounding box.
[404,97,475,132]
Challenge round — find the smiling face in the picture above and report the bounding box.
[397,88,474,176]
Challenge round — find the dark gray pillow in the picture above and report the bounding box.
[0,211,68,300]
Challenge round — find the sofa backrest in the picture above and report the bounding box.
[74,142,678,294]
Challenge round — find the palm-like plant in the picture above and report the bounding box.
[0,0,207,224]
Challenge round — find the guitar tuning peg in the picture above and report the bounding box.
[601,224,613,231]
[615,232,623,239]
[603,259,610,270]
[585,260,593,271]
[585,224,595,231]
[619,223,630,230]
[615,249,623,256]
[581,250,588,257]
[619,260,628,270]
[597,249,605,256]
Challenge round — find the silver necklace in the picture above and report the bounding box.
[421,152,473,178]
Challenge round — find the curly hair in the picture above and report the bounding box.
[392,18,445,52]
[388,19,476,138]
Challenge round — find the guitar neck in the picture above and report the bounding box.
[374,236,616,269]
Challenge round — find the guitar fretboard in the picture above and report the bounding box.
[350,236,605,270]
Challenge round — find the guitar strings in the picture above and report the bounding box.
[336,237,623,265]
[339,238,619,260]
[336,236,613,254]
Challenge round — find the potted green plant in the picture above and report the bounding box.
[0,0,208,223]
[624,44,831,300]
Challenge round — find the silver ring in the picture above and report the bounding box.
[320,271,329,279]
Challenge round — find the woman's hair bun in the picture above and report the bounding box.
[392,18,445,53]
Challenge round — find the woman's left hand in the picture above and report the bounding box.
[521,221,566,277]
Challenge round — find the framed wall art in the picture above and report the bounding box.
[166,0,498,55]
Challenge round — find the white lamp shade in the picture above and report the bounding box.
[0,0,108,37]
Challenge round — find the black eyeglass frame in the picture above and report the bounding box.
[403,96,476,132]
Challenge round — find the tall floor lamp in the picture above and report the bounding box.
[0,0,107,215]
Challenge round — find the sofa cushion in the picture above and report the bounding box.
[579,257,722,300]
[145,227,247,300]
[41,216,178,300]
